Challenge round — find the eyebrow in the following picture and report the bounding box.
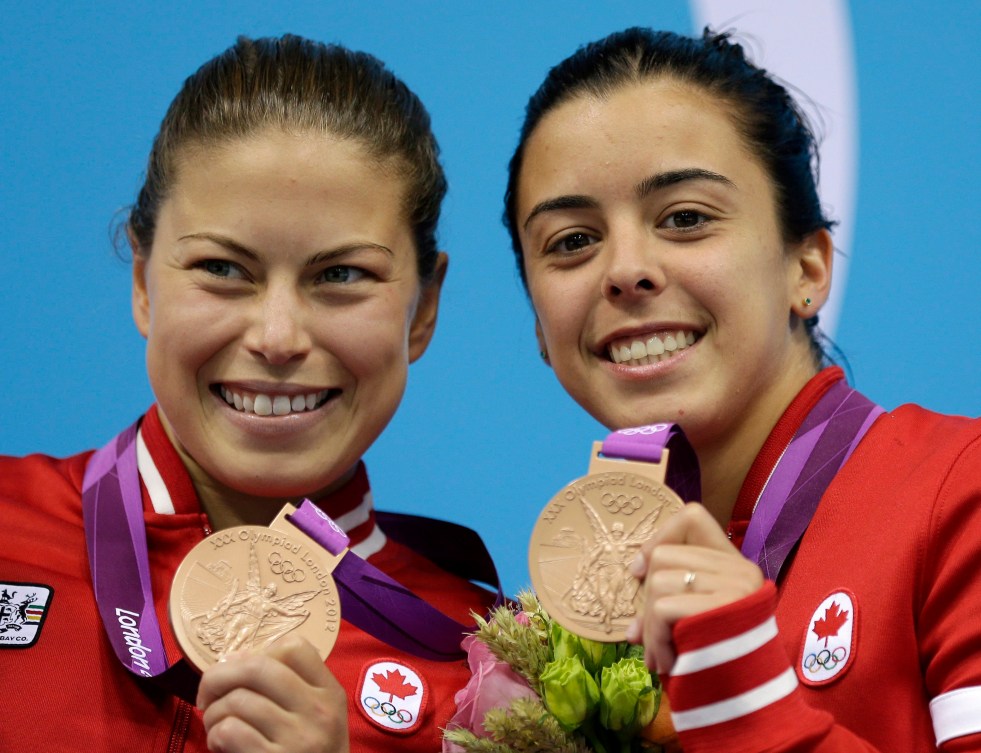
[636,168,735,198]
[522,195,599,230]
[178,233,393,266]
[523,168,735,231]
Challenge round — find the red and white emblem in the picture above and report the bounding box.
[798,589,858,686]
[357,658,428,734]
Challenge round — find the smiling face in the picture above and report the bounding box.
[516,79,830,452]
[132,128,444,506]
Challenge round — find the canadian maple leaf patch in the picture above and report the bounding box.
[358,658,428,734]
[799,590,858,686]
[812,601,849,646]
[372,668,419,702]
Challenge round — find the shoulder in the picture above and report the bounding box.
[856,404,980,477]
[0,449,92,511]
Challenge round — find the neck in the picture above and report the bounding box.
[154,415,356,531]
[691,364,819,528]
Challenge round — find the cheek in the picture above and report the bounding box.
[323,304,412,376]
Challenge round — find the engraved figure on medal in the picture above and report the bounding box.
[530,470,683,642]
[561,496,667,632]
[193,542,326,660]
[170,518,342,671]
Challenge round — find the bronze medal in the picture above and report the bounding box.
[529,442,684,642]
[169,504,343,671]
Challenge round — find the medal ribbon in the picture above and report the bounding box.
[598,380,883,582]
[82,422,503,687]
[741,378,884,580]
[600,422,702,502]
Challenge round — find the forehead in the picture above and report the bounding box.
[153,128,416,258]
[517,79,770,208]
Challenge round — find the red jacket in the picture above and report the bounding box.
[666,369,981,752]
[0,406,495,752]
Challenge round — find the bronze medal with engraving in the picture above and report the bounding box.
[529,442,684,642]
[169,504,343,671]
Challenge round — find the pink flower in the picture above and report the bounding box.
[442,635,539,752]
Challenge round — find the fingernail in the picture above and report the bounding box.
[629,553,645,577]
[625,618,640,643]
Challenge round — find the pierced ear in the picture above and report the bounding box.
[790,228,833,318]
[131,244,151,339]
[534,319,551,366]
[408,252,448,363]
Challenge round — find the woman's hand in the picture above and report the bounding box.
[626,503,764,675]
[197,635,349,753]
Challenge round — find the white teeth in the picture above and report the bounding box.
[254,394,273,416]
[608,330,697,366]
[220,387,330,416]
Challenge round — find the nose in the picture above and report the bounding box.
[602,229,664,301]
[244,284,312,365]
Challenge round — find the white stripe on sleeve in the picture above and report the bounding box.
[672,616,779,676]
[671,667,798,732]
[931,686,981,745]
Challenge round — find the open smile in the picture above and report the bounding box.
[214,385,339,416]
[606,329,699,366]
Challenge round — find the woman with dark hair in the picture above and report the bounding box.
[504,27,981,752]
[0,34,497,753]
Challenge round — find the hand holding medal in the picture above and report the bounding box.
[169,503,345,671]
[529,423,698,643]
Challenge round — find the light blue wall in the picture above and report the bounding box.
[2,2,977,595]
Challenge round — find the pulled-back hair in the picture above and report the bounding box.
[128,34,446,282]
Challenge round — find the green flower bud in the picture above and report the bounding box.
[599,658,658,738]
[540,656,600,730]
[550,622,619,673]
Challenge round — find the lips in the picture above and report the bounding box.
[216,385,337,416]
[606,329,697,366]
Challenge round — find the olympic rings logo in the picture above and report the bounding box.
[362,696,414,724]
[804,646,847,672]
[267,552,305,583]
[601,492,642,514]
[617,424,669,436]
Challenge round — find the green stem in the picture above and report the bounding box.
[579,719,610,753]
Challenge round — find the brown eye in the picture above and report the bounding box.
[662,210,709,230]
[548,231,597,255]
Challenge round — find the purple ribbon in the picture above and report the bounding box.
[601,422,701,502]
[82,421,504,695]
[601,381,883,582]
[82,423,169,677]
[742,380,884,580]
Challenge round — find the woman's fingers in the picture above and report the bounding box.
[198,636,349,753]
[628,503,764,674]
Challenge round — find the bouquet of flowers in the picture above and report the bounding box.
[442,592,679,753]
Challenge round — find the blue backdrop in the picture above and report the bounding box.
[2,1,978,596]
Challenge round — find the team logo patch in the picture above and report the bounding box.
[357,658,428,734]
[798,589,857,686]
[0,582,54,648]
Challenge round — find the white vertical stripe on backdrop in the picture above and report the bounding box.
[690,0,857,337]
